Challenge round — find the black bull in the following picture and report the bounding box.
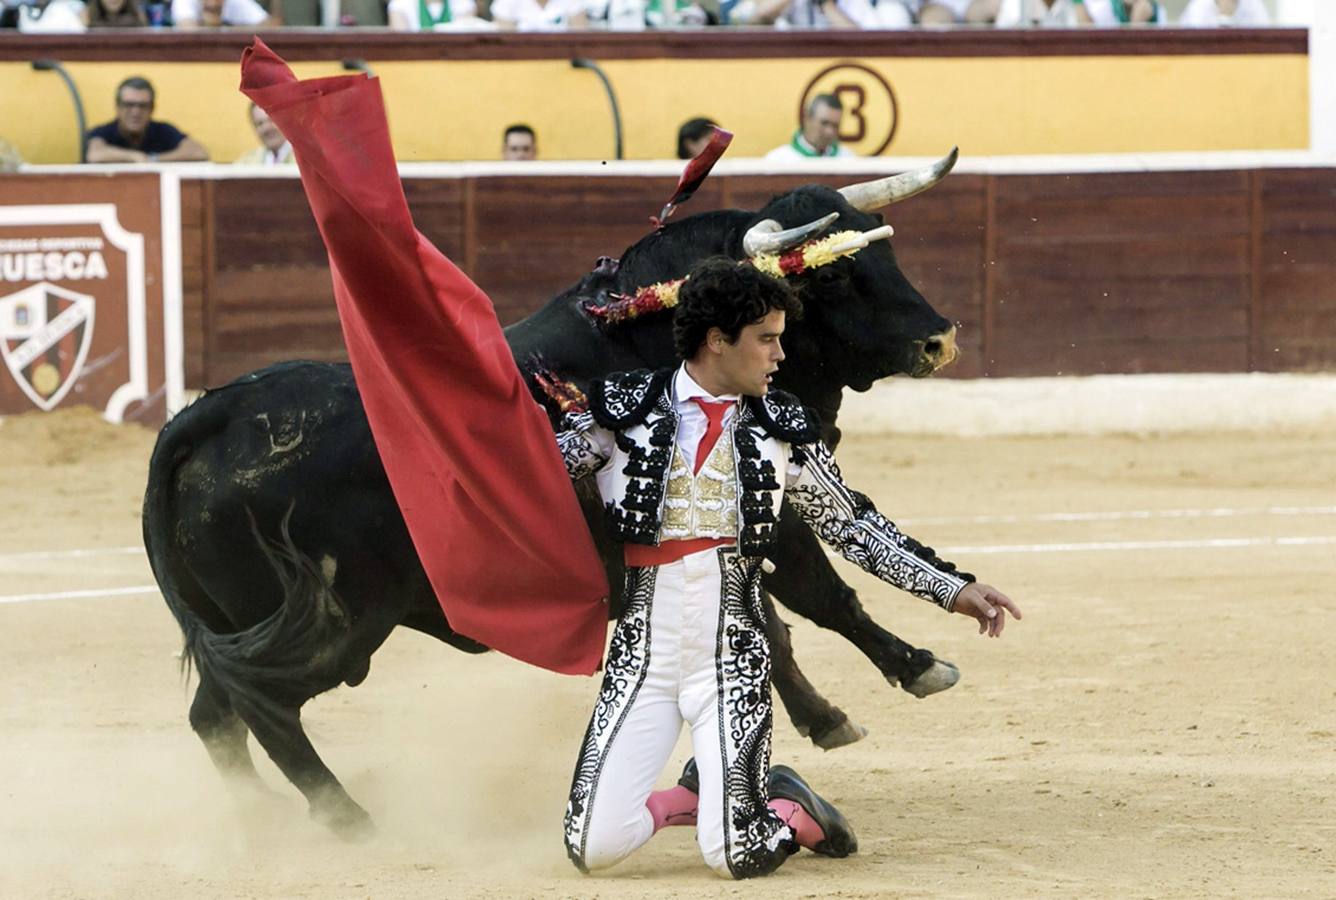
[144,171,963,839]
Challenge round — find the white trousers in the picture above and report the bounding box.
[563,547,794,879]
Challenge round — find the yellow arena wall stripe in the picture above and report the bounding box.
[2,53,1308,165]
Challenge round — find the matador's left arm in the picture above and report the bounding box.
[784,439,975,612]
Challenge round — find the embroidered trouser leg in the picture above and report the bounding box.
[563,548,794,879]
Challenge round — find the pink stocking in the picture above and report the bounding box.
[647,785,698,832]
[768,798,824,849]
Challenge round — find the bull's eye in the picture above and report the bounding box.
[814,267,843,286]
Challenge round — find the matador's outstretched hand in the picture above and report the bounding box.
[952,583,1022,638]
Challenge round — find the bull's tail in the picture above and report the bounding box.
[142,392,351,729]
[142,390,231,681]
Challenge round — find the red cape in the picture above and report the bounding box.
[239,40,608,675]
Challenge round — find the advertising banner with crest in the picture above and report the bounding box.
[0,173,182,424]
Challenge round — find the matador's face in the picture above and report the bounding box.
[712,309,786,398]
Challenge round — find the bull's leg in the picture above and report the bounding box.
[763,594,868,750]
[189,672,265,784]
[200,523,408,843]
[228,696,374,841]
[764,503,960,697]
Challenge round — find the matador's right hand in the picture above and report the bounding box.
[952,583,1022,638]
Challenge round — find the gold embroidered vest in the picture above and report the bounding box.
[660,434,738,540]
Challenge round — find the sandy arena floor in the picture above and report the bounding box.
[1,403,1334,899]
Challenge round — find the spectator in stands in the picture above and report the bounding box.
[387,0,489,29]
[0,137,22,173]
[235,102,293,165]
[16,0,87,31]
[337,0,387,23]
[1179,0,1269,26]
[172,0,280,27]
[827,0,913,27]
[1072,0,1163,24]
[765,94,853,160]
[676,117,718,160]
[490,0,586,29]
[502,124,537,160]
[84,0,147,25]
[734,0,833,27]
[994,0,1077,26]
[914,0,997,23]
[587,0,716,27]
[86,77,210,164]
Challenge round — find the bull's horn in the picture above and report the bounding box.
[827,225,894,255]
[742,212,839,256]
[837,147,959,212]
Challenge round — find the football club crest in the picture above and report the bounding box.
[0,282,96,411]
[0,187,184,423]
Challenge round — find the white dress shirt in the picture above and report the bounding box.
[673,363,739,473]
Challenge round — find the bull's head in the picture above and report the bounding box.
[744,149,960,397]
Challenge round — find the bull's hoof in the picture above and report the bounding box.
[311,795,376,842]
[811,717,869,751]
[902,659,960,698]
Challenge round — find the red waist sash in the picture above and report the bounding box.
[624,537,735,568]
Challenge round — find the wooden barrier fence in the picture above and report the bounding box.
[178,166,1336,387]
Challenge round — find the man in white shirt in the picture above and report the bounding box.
[234,102,293,166]
[172,0,278,27]
[764,95,855,161]
[995,0,1079,26]
[1178,0,1269,26]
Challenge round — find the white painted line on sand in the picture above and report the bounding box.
[10,534,1336,605]
[936,536,1336,555]
[5,506,1335,564]
[0,585,158,605]
[899,506,1336,527]
[0,546,143,562]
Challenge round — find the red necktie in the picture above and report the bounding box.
[691,398,734,475]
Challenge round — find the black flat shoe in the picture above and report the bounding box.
[678,757,700,795]
[767,764,858,858]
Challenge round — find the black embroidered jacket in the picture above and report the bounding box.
[556,368,974,610]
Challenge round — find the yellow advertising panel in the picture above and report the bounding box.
[2,52,1307,165]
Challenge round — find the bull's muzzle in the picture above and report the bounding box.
[919,326,959,374]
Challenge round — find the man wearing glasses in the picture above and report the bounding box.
[86,77,210,164]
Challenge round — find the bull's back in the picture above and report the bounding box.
[145,361,403,632]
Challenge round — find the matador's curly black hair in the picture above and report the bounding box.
[672,258,803,361]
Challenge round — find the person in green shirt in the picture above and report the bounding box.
[1072,0,1162,24]
[763,94,853,162]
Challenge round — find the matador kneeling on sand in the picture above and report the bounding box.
[556,258,1022,879]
